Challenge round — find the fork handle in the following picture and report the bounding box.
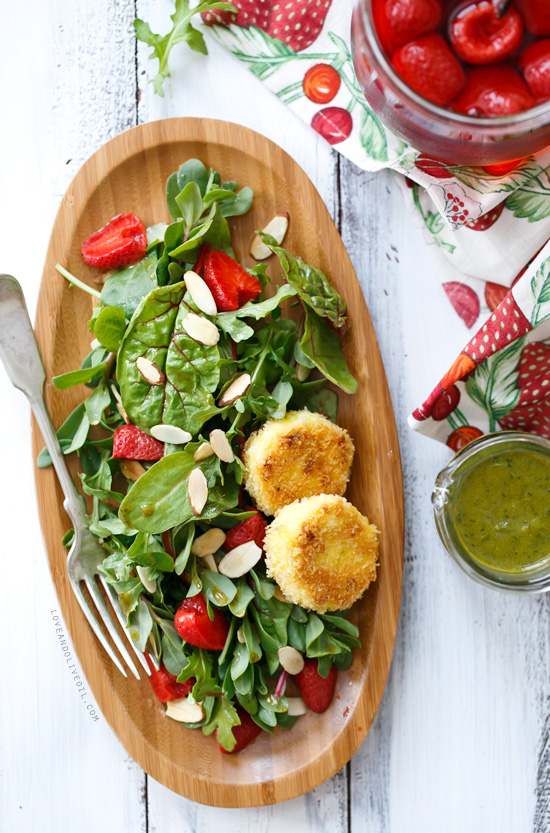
[0,275,87,526]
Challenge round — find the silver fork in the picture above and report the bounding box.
[0,274,153,679]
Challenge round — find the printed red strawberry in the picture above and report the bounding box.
[514,0,550,36]
[392,34,466,107]
[482,159,522,176]
[174,593,230,651]
[145,656,195,703]
[203,250,261,311]
[268,0,332,51]
[519,40,550,100]
[202,0,271,31]
[81,213,147,270]
[415,154,454,178]
[372,0,444,55]
[465,201,505,231]
[431,385,461,421]
[311,107,353,144]
[217,708,263,753]
[303,64,341,103]
[443,282,480,329]
[484,281,509,311]
[464,293,531,364]
[112,424,164,461]
[451,65,536,116]
[498,343,550,438]
[295,660,337,713]
[449,1,523,65]
[447,425,483,451]
[224,510,268,553]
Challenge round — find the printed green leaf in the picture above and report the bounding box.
[117,281,220,435]
[531,256,550,327]
[506,189,550,223]
[466,336,526,428]
[359,109,388,163]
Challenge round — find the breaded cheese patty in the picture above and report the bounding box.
[264,494,379,613]
[243,410,354,516]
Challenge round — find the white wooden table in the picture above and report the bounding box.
[1,2,548,831]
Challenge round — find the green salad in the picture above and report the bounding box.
[43,158,361,752]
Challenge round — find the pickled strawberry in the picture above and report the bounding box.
[451,65,536,116]
[373,0,444,55]
[519,39,550,100]
[392,34,466,107]
[514,0,550,37]
[449,1,523,66]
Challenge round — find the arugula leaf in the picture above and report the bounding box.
[217,284,298,341]
[259,233,348,330]
[300,308,357,394]
[177,647,222,700]
[117,281,220,435]
[201,696,240,752]
[135,0,237,97]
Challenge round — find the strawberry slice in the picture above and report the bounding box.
[224,510,268,554]
[81,213,147,269]
[203,251,261,311]
[145,656,195,703]
[217,708,263,753]
[295,660,337,713]
[112,424,164,461]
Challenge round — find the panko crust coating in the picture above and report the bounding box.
[243,410,354,516]
[264,494,379,613]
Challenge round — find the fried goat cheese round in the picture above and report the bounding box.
[264,494,379,613]
[242,410,354,516]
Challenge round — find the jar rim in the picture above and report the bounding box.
[357,0,550,133]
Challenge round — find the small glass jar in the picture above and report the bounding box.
[433,432,550,592]
[350,0,550,166]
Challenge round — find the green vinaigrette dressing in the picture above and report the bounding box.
[449,448,550,574]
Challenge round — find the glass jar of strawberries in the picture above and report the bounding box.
[351,0,550,165]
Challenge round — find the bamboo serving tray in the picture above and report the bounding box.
[31,118,404,806]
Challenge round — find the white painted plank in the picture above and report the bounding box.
[0,1,146,830]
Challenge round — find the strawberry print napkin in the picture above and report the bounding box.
[201,0,550,332]
[408,240,550,447]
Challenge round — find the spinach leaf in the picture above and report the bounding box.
[300,308,357,394]
[117,281,220,435]
[118,451,239,533]
[101,252,158,318]
[167,160,209,219]
[260,233,348,330]
[93,306,127,352]
[127,598,153,652]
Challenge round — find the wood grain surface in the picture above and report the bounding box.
[30,118,404,807]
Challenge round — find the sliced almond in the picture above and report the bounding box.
[296,364,311,382]
[193,442,214,462]
[182,312,219,346]
[218,373,252,407]
[286,696,308,716]
[136,356,165,386]
[219,540,262,578]
[191,527,227,557]
[209,429,234,463]
[278,646,305,675]
[237,626,245,644]
[188,468,208,516]
[184,270,217,316]
[165,697,205,724]
[90,337,101,350]
[150,424,193,444]
[137,565,157,595]
[250,212,289,260]
[117,403,130,424]
[202,553,219,573]
[120,459,146,481]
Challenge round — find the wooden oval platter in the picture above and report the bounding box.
[31,118,404,807]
